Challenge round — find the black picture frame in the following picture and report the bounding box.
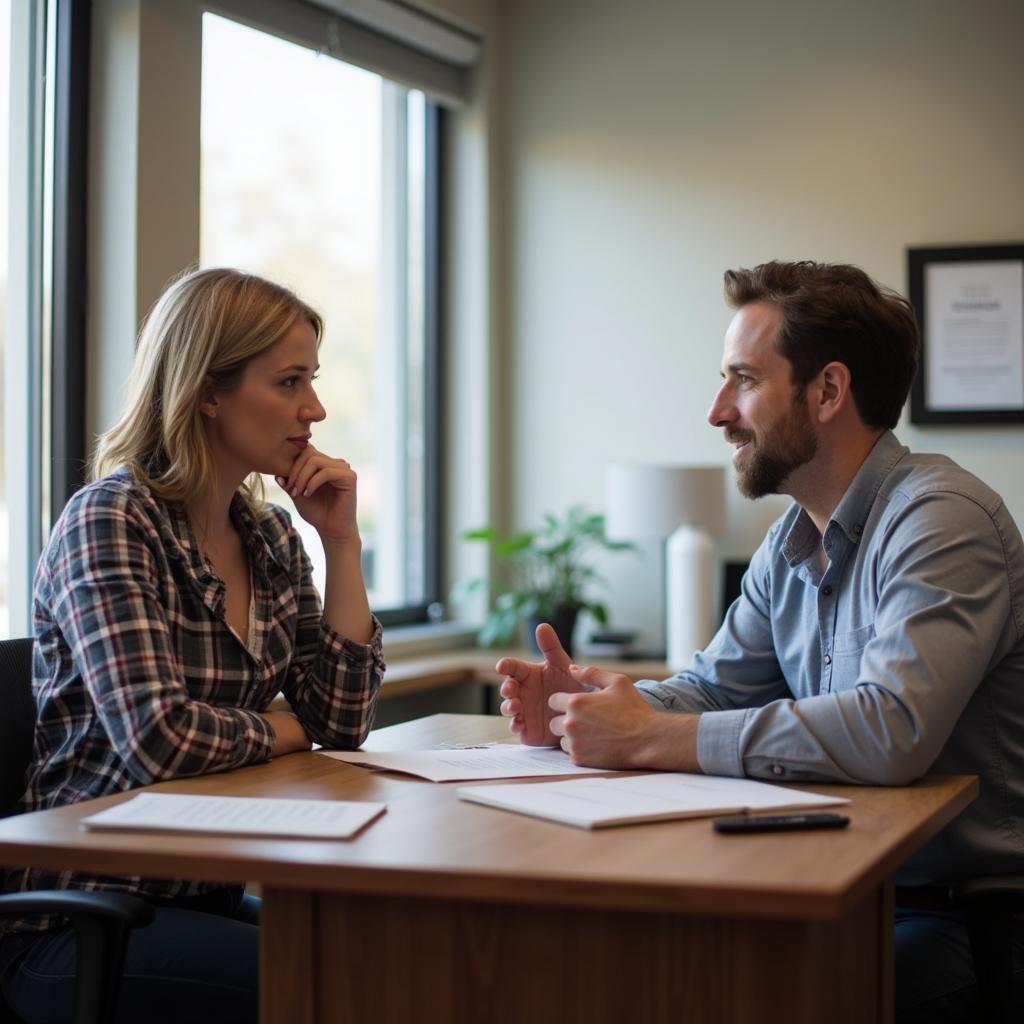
[908,243,1024,425]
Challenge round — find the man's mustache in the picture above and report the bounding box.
[725,429,754,446]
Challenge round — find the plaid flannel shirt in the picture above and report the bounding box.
[2,469,384,932]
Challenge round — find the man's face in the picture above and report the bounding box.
[707,302,818,499]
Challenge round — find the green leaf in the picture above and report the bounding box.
[463,527,498,542]
[495,591,528,612]
[454,504,635,638]
[496,532,535,557]
[605,540,639,552]
[478,608,519,647]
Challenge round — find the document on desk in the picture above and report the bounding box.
[457,773,849,829]
[80,793,386,839]
[319,744,620,782]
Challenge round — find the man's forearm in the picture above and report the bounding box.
[633,710,702,773]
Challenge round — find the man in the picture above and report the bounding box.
[498,260,1024,1023]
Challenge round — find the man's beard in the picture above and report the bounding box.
[727,397,818,499]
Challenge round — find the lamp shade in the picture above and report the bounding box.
[605,464,725,541]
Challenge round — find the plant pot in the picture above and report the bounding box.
[525,605,579,659]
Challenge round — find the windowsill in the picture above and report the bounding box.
[380,620,480,659]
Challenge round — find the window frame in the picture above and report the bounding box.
[4,0,91,637]
[50,0,90,515]
[3,0,449,634]
[375,97,444,627]
[197,5,447,627]
[4,0,51,637]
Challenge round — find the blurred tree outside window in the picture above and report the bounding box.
[200,13,432,616]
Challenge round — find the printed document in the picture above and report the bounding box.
[457,773,849,829]
[81,792,386,839]
[320,744,619,782]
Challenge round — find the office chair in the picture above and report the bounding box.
[956,875,1024,1024]
[0,637,154,1024]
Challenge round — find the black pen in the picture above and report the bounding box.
[712,812,851,834]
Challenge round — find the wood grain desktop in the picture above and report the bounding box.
[0,713,978,1024]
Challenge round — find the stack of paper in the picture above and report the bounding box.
[457,773,849,829]
[80,792,386,839]
[321,744,618,782]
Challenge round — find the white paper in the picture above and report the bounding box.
[319,744,619,782]
[457,773,849,829]
[81,792,385,839]
[925,260,1024,410]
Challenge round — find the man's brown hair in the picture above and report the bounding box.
[723,260,919,430]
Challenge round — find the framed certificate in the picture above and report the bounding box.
[908,244,1024,424]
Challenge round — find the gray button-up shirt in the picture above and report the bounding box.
[639,431,1024,882]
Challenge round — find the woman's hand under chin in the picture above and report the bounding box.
[276,444,360,547]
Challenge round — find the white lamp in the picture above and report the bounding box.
[605,464,725,669]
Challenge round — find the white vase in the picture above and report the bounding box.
[665,524,719,671]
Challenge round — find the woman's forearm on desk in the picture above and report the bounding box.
[260,711,313,756]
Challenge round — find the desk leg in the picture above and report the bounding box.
[270,884,890,1024]
[879,880,895,1024]
[261,888,316,1024]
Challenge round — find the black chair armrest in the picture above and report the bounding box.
[0,891,154,928]
[957,876,1024,901]
[0,892,154,1024]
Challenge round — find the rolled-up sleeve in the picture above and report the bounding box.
[280,541,384,748]
[697,492,1014,784]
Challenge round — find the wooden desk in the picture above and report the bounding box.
[0,714,977,1024]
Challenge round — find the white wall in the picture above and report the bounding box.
[499,0,1024,650]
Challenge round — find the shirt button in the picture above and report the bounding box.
[771,765,785,776]
[824,654,832,665]
[822,585,833,596]
[853,524,863,535]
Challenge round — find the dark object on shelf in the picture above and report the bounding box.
[526,605,580,658]
[584,629,639,658]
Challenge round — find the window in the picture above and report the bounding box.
[0,0,11,636]
[3,0,479,637]
[2,0,91,638]
[199,12,441,623]
[2,0,57,638]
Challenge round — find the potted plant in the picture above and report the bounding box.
[453,505,636,656]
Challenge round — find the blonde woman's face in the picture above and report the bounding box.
[203,319,326,482]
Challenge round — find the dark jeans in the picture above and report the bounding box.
[0,889,259,1024]
[895,906,1024,1023]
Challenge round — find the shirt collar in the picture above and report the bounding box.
[230,494,284,572]
[781,430,908,565]
[146,477,285,575]
[828,430,908,544]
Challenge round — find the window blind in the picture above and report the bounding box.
[207,0,481,105]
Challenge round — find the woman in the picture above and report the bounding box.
[0,268,384,1022]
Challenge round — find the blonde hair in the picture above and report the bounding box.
[93,267,323,504]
